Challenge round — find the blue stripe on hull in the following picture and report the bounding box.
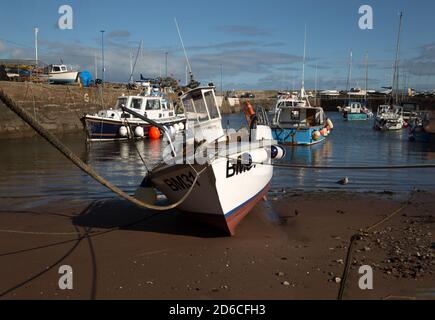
[345,113,369,121]
[272,127,326,145]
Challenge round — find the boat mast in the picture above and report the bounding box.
[301,25,307,98]
[391,11,403,105]
[365,51,368,105]
[175,18,194,83]
[345,50,352,104]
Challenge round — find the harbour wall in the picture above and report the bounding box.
[0,81,139,139]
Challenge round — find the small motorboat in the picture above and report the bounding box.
[48,64,79,84]
[338,101,373,121]
[134,85,284,235]
[81,89,186,142]
[271,94,333,145]
[374,105,405,131]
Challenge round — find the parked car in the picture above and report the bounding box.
[240,92,255,99]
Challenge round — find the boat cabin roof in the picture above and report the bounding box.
[180,86,221,124]
[116,95,172,111]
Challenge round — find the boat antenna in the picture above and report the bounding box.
[128,40,143,84]
[175,18,194,82]
[391,11,403,105]
[301,24,307,98]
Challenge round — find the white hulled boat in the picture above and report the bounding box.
[81,88,186,141]
[135,86,284,235]
[48,64,79,84]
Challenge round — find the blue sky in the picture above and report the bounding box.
[0,0,434,90]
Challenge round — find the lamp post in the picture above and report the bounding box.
[34,27,38,66]
[220,64,223,96]
[165,51,168,78]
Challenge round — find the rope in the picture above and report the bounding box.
[337,194,413,300]
[0,229,92,236]
[216,155,435,170]
[0,88,203,211]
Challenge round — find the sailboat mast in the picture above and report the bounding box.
[301,25,307,98]
[391,11,403,105]
[365,51,368,104]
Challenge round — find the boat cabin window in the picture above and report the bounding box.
[130,98,142,110]
[52,66,61,72]
[121,114,131,119]
[61,66,67,72]
[146,99,160,110]
[278,101,295,108]
[204,90,219,119]
[116,98,128,108]
[182,97,197,121]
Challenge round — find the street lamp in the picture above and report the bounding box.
[165,52,168,78]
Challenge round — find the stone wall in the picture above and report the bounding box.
[0,81,138,139]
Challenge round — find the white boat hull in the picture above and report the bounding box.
[49,71,79,84]
[137,152,272,235]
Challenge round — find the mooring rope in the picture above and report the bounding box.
[0,89,202,211]
[215,154,435,170]
[337,193,413,300]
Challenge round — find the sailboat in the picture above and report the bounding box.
[338,51,373,121]
[271,26,333,145]
[374,12,406,131]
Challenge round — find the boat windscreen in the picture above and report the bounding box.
[116,98,128,108]
[182,97,198,121]
[204,90,220,119]
[131,98,142,110]
[146,99,160,110]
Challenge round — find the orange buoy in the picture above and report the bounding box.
[148,127,160,139]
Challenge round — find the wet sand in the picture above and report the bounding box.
[0,191,433,300]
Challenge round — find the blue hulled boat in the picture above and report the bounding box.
[81,88,186,142]
[271,97,333,146]
[409,111,435,143]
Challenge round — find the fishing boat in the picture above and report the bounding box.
[48,64,79,84]
[374,105,405,131]
[338,102,373,121]
[134,86,284,235]
[409,111,435,143]
[271,99,333,145]
[81,89,186,142]
[271,26,333,145]
[338,52,373,121]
